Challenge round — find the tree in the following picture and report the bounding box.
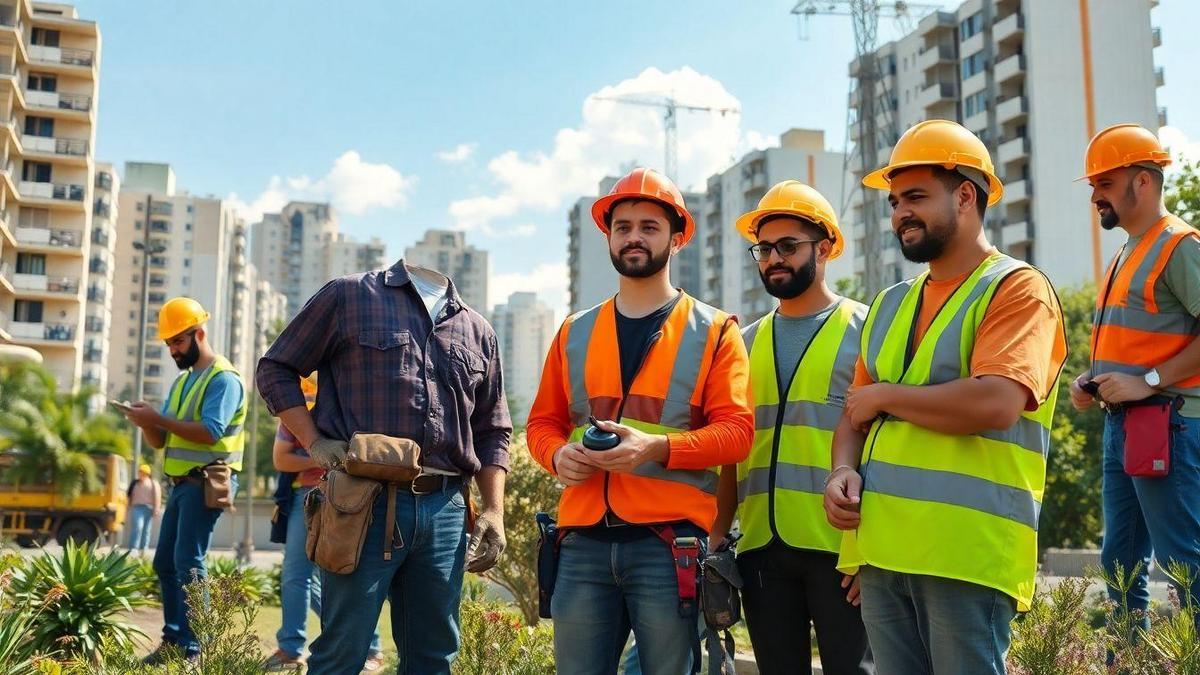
[1165,160,1200,225]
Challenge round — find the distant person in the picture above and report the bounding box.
[125,463,161,557]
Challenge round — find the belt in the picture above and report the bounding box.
[396,473,464,495]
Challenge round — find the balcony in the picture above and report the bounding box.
[1152,27,1162,48]
[145,365,162,378]
[1003,179,1031,205]
[995,53,1026,84]
[28,45,95,68]
[996,95,1028,124]
[918,44,955,72]
[95,171,112,190]
[1002,220,1032,247]
[21,134,89,158]
[86,284,105,302]
[1155,67,1165,88]
[83,346,102,363]
[15,224,83,252]
[918,81,956,109]
[10,321,75,344]
[23,90,92,114]
[84,315,104,332]
[90,226,109,247]
[12,273,80,296]
[1159,106,1169,128]
[917,10,956,36]
[88,257,105,274]
[19,181,86,203]
[93,200,110,218]
[994,12,1024,46]
[997,135,1030,165]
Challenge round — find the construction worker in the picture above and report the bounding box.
[710,180,873,675]
[1070,124,1200,632]
[257,260,512,675]
[121,297,247,664]
[823,120,1067,675]
[125,462,161,557]
[526,167,754,675]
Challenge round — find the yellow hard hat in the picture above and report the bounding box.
[734,180,845,260]
[863,119,1004,206]
[157,297,210,341]
[138,464,152,475]
[1078,123,1171,181]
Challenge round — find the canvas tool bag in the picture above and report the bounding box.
[201,460,235,510]
[304,469,381,574]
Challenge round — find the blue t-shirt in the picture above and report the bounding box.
[161,369,245,443]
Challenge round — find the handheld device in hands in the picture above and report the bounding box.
[108,400,134,414]
[1080,380,1100,397]
[582,415,620,451]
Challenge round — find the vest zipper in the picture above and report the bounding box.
[602,330,663,523]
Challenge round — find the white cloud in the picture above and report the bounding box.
[742,129,777,152]
[449,66,750,230]
[227,151,415,223]
[436,142,478,164]
[490,262,569,317]
[1160,126,1200,167]
[481,223,537,238]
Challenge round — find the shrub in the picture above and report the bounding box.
[452,601,555,675]
[205,555,275,605]
[0,569,57,675]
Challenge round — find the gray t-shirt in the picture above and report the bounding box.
[772,301,842,395]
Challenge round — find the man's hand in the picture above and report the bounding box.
[466,509,506,574]
[124,402,161,430]
[823,465,862,530]
[841,574,861,607]
[845,384,892,432]
[552,443,597,486]
[582,420,668,473]
[1069,373,1096,412]
[307,437,348,470]
[1093,372,1157,404]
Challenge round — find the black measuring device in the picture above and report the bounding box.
[581,415,621,450]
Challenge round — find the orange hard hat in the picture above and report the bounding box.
[157,297,210,341]
[863,119,1004,206]
[591,168,696,247]
[734,180,845,260]
[1078,123,1171,181]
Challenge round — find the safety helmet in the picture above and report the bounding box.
[157,297,210,341]
[1078,123,1171,181]
[591,168,697,247]
[734,180,845,260]
[863,119,1004,206]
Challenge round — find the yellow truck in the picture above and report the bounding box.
[0,451,129,547]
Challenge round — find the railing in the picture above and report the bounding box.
[40,322,74,341]
[58,48,94,67]
[27,91,92,112]
[84,347,102,362]
[95,171,112,190]
[93,200,110,218]
[88,257,105,274]
[86,285,104,302]
[20,181,85,201]
[91,227,109,246]
[84,315,104,332]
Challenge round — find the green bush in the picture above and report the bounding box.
[0,569,57,675]
[131,557,159,602]
[205,555,276,606]
[452,601,555,675]
[11,541,149,663]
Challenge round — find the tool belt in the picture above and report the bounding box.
[699,537,744,675]
[169,462,235,511]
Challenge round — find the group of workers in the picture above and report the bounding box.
[114,118,1198,675]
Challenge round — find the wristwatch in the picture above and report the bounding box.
[1144,369,1162,389]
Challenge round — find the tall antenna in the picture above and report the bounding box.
[590,93,740,181]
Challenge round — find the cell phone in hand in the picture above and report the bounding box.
[108,400,134,413]
[1080,380,1100,397]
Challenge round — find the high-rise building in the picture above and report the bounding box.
[0,2,101,391]
[107,162,246,402]
[404,229,489,313]
[491,291,554,421]
[250,201,386,318]
[81,161,116,405]
[844,0,1162,291]
[567,177,703,314]
[700,128,850,322]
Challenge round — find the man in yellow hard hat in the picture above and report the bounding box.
[1069,123,1200,635]
[120,296,247,664]
[822,120,1066,674]
[710,180,873,674]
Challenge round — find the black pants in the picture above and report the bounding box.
[738,542,874,675]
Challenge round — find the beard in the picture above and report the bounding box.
[760,252,818,299]
[610,242,671,279]
[172,336,201,370]
[1098,182,1136,231]
[897,212,957,263]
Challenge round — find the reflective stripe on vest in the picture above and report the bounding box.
[839,252,1062,612]
[1091,215,1200,397]
[737,300,865,555]
[163,355,247,476]
[559,293,728,529]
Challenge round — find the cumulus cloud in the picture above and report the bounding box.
[228,151,415,223]
[490,262,569,317]
[481,223,537,238]
[1160,125,1200,167]
[449,66,749,230]
[436,142,478,164]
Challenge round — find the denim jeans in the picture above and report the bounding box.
[152,475,237,655]
[276,486,381,659]
[127,503,154,552]
[858,567,1016,675]
[306,482,468,675]
[1101,408,1200,628]
[552,528,704,675]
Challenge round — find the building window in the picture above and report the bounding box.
[16,252,46,275]
[23,116,53,138]
[14,299,44,323]
[21,161,51,183]
[961,50,987,79]
[960,12,983,40]
[30,27,60,47]
[26,72,56,93]
[964,91,989,117]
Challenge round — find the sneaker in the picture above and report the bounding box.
[263,649,306,671]
[361,651,384,673]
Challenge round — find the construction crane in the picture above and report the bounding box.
[590,93,740,181]
[792,0,941,294]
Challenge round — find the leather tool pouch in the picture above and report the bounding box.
[305,470,381,574]
[343,433,422,482]
[202,461,235,510]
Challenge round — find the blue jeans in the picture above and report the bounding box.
[858,567,1016,675]
[1101,409,1200,628]
[307,483,468,675]
[552,529,704,675]
[277,487,381,659]
[127,503,154,551]
[152,475,237,655]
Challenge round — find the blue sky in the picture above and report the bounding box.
[76,1,1199,316]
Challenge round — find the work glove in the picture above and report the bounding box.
[307,437,349,470]
[465,510,506,574]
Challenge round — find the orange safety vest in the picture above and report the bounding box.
[1092,214,1200,396]
[556,292,734,531]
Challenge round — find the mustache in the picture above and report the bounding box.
[765,265,794,276]
[620,245,650,255]
[1096,201,1113,210]
[898,217,926,231]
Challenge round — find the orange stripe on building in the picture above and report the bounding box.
[1078,0,1102,283]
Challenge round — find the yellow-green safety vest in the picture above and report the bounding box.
[162,355,247,476]
[837,252,1061,612]
[738,299,866,555]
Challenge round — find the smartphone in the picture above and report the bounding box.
[108,400,134,413]
[1080,380,1100,397]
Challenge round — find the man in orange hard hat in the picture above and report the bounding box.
[527,167,754,674]
[823,120,1066,674]
[120,297,247,664]
[1069,123,1200,634]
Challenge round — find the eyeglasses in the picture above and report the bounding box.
[747,238,823,262]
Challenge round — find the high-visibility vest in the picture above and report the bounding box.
[162,355,247,476]
[838,253,1062,611]
[1092,214,1200,397]
[738,299,867,555]
[558,292,734,531]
